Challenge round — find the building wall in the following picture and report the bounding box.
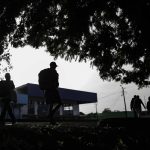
[10,92,81,118]
[17,93,28,104]
[27,96,80,117]
[21,105,28,116]
[0,99,80,120]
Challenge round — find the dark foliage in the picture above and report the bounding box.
[1,123,150,150]
[0,0,150,87]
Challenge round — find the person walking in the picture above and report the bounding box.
[130,95,145,118]
[0,73,16,125]
[130,95,136,117]
[147,96,150,114]
[38,61,62,124]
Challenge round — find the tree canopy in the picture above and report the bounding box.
[0,0,150,87]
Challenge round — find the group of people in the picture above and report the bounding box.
[130,95,150,118]
[0,61,62,125]
[1,61,150,125]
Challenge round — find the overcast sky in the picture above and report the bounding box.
[7,46,150,114]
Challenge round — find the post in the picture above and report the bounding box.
[95,102,98,121]
[121,85,127,118]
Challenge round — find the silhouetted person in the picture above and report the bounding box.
[130,95,145,118]
[147,96,150,114]
[0,73,16,125]
[38,62,62,124]
[130,95,137,118]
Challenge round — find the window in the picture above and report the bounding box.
[64,105,73,111]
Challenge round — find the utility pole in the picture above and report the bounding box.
[95,102,98,121]
[120,85,127,118]
[144,96,147,111]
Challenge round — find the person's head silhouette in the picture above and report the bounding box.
[50,62,57,69]
[5,73,11,81]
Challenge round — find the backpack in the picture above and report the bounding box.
[38,68,59,90]
[0,81,8,97]
[38,68,49,90]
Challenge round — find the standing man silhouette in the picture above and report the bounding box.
[38,62,62,124]
[0,73,16,125]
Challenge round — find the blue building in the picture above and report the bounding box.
[14,83,97,118]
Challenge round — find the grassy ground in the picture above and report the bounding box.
[0,120,150,150]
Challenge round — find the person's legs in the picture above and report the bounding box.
[51,89,62,119]
[45,90,53,120]
[52,102,62,116]
[7,103,16,124]
[45,89,62,124]
[133,109,138,118]
[48,103,54,121]
[0,102,7,124]
[49,103,61,125]
[138,109,142,118]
